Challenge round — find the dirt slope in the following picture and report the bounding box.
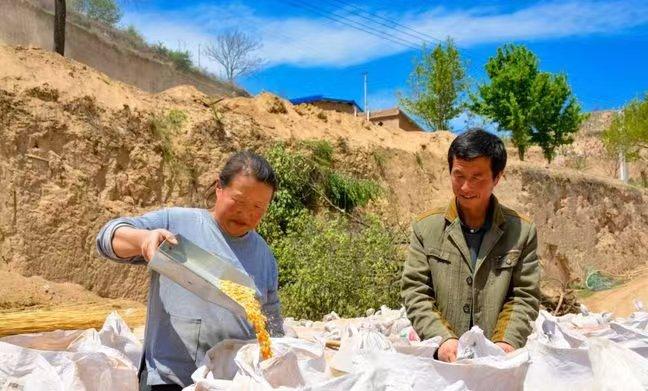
[0,44,647,306]
[521,110,648,183]
[0,267,100,310]
[581,271,648,317]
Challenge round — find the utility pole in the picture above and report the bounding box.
[363,72,368,120]
[198,43,201,68]
[54,0,66,55]
[619,150,629,183]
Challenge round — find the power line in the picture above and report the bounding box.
[281,0,422,50]
[325,0,444,45]
[324,0,475,62]
[282,0,420,50]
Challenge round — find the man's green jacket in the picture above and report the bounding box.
[401,196,540,348]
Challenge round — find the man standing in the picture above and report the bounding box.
[401,128,540,362]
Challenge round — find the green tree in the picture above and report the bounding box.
[400,38,466,131]
[69,0,122,25]
[602,94,648,161]
[528,73,586,163]
[471,44,539,160]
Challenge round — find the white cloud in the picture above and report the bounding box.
[407,1,648,46]
[122,0,648,70]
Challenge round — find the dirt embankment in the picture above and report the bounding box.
[1,45,647,308]
[0,0,247,97]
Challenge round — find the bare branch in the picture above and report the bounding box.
[204,28,265,83]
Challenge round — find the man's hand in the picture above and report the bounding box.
[495,341,515,354]
[437,338,459,362]
[140,229,177,261]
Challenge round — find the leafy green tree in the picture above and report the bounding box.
[400,38,467,131]
[528,73,586,163]
[471,44,539,160]
[603,94,648,161]
[69,0,122,25]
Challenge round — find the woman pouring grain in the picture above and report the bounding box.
[96,151,282,391]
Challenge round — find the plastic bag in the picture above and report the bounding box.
[589,337,648,390]
[457,326,505,360]
[329,325,394,373]
[0,311,140,391]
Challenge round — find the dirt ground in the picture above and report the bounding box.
[581,271,648,318]
[0,266,102,310]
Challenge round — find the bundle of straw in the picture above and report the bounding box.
[0,300,146,337]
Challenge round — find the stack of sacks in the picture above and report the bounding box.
[282,306,417,346]
[186,301,648,390]
[185,325,529,391]
[524,304,648,391]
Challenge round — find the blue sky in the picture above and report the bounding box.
[121,0,648,131]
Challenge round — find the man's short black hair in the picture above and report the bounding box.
[447,128,507,178]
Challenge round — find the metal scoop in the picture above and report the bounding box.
[149,233,260,318]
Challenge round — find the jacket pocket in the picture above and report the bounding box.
[495,250,521,270]
[426,247,452,264]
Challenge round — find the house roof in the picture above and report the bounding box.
[368,107,400,118]
[369,107,425,132]
[289,95,363,112]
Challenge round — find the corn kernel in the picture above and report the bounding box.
[219,280,273,360]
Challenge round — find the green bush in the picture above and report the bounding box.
[150,110,188,195]
[325,172,381,212]
[302,139,334,168]
[258,144,317,240]
[152,43,193,72]
[123,25,146,47]
[273,213,404,319]
[256,143,402,319]
[258,143,381,240]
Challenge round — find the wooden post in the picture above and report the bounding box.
[54,0,66,55]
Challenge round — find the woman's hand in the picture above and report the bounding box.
[140,229,177,261]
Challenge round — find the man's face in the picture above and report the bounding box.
[213,174,274,237]
[450,156,501,212]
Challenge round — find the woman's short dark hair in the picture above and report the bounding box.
[205,151,277,205]
[447,128,507,178]
[219,150,277,191]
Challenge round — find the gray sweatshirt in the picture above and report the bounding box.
[95,207,282,387]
